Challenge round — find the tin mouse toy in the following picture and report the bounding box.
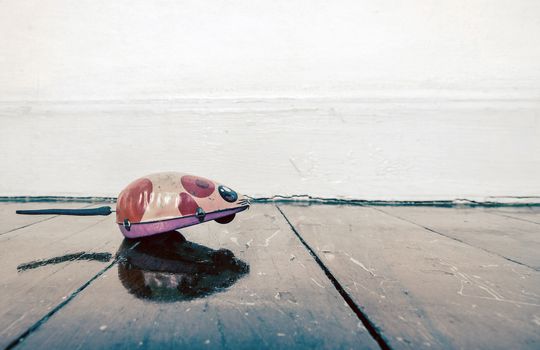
[16,172,250,238]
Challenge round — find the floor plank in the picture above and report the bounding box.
[279,204,540,350]
[11,204,379,350]
[484,207,540,225]
[0,203,123,349]
[0,202,90,235]
[376,206,540,269]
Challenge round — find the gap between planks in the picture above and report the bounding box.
[370,206,539,272]
[276,205,392,350]
[0,216,58,236]
[0,203,99,237]
[6,206,391,350]
[3,240,138,350]
[485,212,540,226]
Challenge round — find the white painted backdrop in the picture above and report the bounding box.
[1,0,539,201]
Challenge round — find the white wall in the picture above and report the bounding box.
[1,1,539,201]
[1,99,539,201]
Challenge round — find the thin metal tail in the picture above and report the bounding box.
[16,206,113,216]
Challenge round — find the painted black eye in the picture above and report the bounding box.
[218,185,238,203]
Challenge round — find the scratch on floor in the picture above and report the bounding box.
[2,313,27,335]
[344,252,376,277]
[260,230,280,247]
[440,260,540,307]
[311,278,325,289]
[533,315,540,326]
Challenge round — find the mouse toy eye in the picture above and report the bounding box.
[218,185,238,202]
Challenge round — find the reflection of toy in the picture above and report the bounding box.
[16,230,249,302]
[117,231,249,301]
[17,172,250,239]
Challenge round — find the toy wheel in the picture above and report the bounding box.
[215,214,235,224]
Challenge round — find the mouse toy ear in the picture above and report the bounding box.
[214,214,235,224]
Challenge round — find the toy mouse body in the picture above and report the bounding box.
[16,172,250,239]
[116,172,249,238]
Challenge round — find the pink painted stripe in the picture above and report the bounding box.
[118,206,249,238]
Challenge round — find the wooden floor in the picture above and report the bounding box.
[0,202,539,350]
